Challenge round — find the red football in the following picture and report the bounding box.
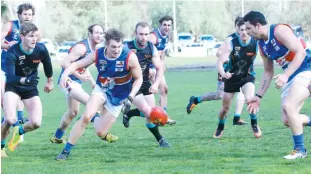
[149,106,168,126]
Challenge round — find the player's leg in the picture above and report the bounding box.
[187,80,224,114]
[241,82,261,138]
[16,100,26,124]
[282,102,310,127]
[158,76,175,125]
[55,94,104,160]
[93,98,123,143]
[134,94,170,147]
[14,100,26,143]
[281,71,311,159]
[67,82,101,123]
[1,91,20,156]
[8,95,42,151]
[123,84,148,128]
[158,76,168,110]
[51,95,81,144]
[1,71,9,157]
[233,91,247,125]
[213,92,235,138]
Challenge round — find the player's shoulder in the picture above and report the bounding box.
[7,43,19,53]
[147,41,155,47]
[36,42,48,52]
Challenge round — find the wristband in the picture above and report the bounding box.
[255,94,262,99]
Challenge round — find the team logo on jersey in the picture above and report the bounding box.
[116,61,124,67]
[115,68,124,72]
[33,60,41,63]
[271,39,280,51]
[246,52,255,56]
[12,29,20,40]
[131,49,137,53]
[234,46,240,56]
[18,55,26,65]
[144,54,152,59]
[98,77,115,91]
[99,60,107,71]
[19,55,26,60]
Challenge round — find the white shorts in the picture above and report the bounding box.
[92,85,123,118]
[1,70,6,83]
[59,80,82,95]
[281,70,311,98]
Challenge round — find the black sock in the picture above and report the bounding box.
[233,117,240,121]
[217,123,225,130]
[194,97,199,104]
[251,119,257,125]
[147,125,163,142]
[1,144,4,149]
[127,108,141,118]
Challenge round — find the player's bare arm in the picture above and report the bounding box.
[274,25,306,78]
[60,44,90,81]
[273,25,307,88]
[1,22,18,50]
[216,37,232,58]
[217,40,231,79]
[147,33,157,45]
[257,53,274,97]
[41,44,54,93]
[127,53,143,98]
[150,45,163,92]
[60,44,87,68]
[60,51,95,89]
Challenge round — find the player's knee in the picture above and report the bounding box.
[222,105,230,113]
[69,109,79,118]
[32,121,41,129]
[140,106,151,118]
[159,85,168,95]
[216,91,223,100]
[6,117,17,125]
[283,119,289,127]
[96,131,107,138]
[81,115,92,124]
[281,101,294,116]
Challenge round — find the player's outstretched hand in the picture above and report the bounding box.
[149,84,158,94]
[121,96,133,116]
[44,80,54,93]
[60,74,70,90]
[273,74,288,89]
[25,74,39,85]
[247,96,261,114]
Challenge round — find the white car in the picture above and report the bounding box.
[199,35,216,49]
[177,33,193,52]
[39,38,58,56]
[56,45,71,60]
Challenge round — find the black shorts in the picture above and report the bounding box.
[5,84,39,100]
[224,75,254,93]
[136,81,152,96]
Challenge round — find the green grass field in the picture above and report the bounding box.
[1,65,311,174]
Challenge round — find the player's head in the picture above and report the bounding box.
[159,15,173,36]
[243,11,267,39]
[17,3,35,24]
[237,20,249,42]
[20,23,39,49]
[234,16,243,33]
[104,28,124,58]
[135,22,150,47]
[88,24,104,44]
